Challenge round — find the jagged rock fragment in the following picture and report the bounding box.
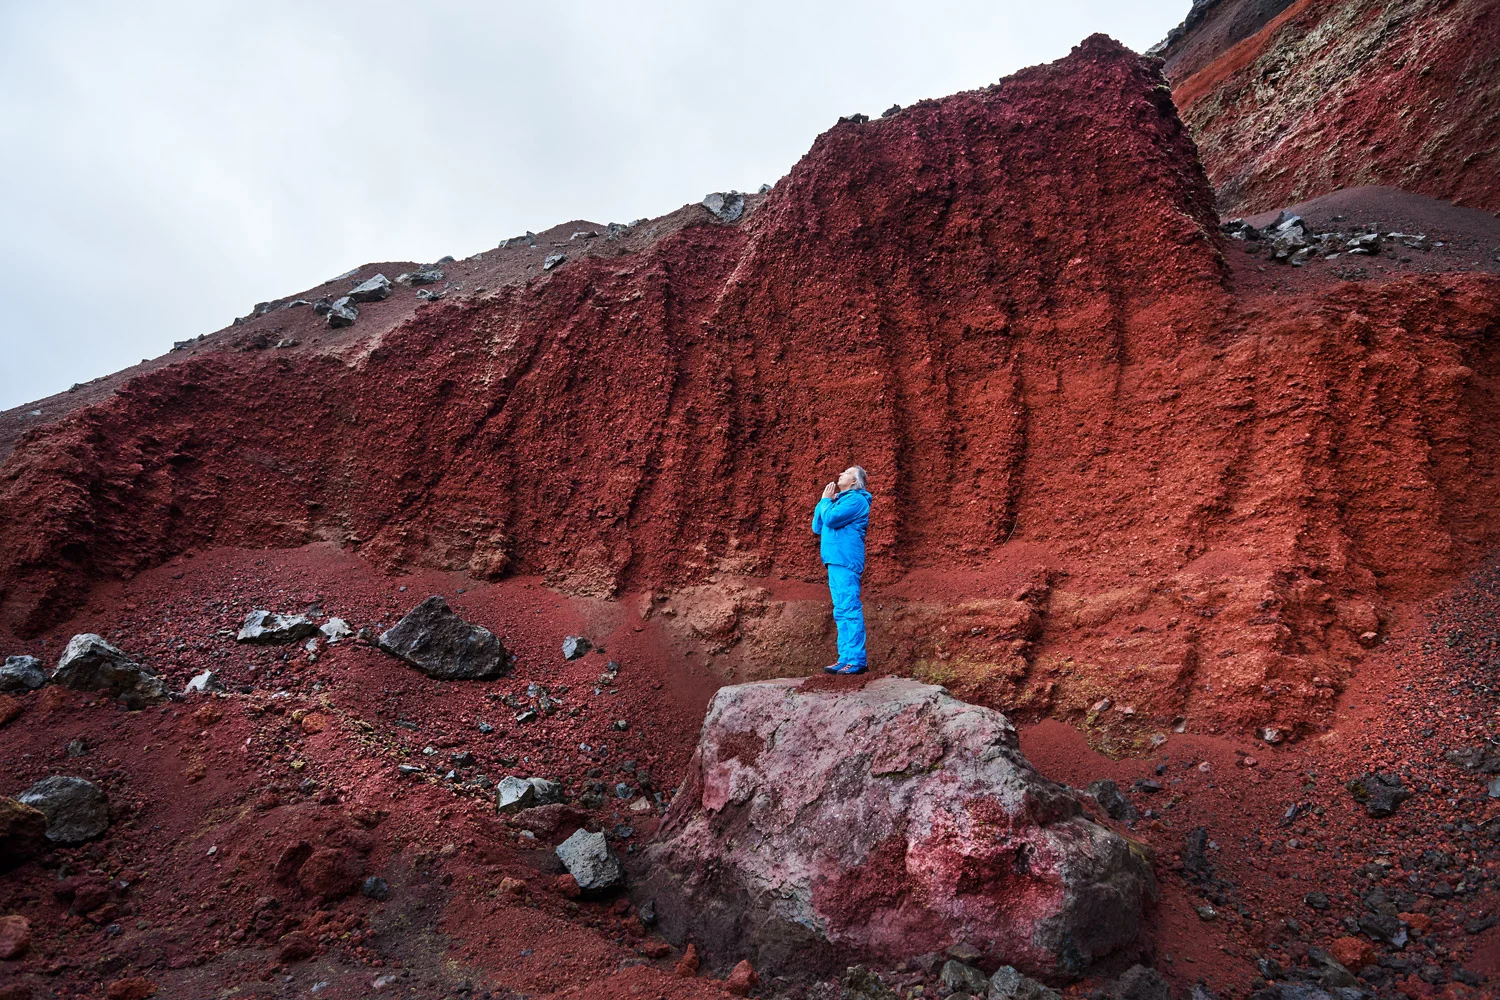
[555,828,624,895]
[1346,771,1412,817]
[18,776,110,844]
[377,596,508,680]
[347,273,392,302]
[237,610,320,644]
[326,296,358,327]
[51,635,166,708]
[702,191,745,223]
[0,655,46,692]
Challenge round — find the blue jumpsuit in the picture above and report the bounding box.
[811,488,872,667]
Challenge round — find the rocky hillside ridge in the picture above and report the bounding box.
[1159,0,1500,215]
[3,34,1500,744]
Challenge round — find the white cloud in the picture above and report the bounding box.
[0,0,1188,410]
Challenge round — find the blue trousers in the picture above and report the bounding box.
[826,564,867,667]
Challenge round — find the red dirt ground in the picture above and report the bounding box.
[3,28,1500,1000]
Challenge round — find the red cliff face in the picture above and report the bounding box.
[3,34,1500,739]
[1161,0,1500,216]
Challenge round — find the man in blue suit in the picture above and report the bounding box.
[812,465,873,675]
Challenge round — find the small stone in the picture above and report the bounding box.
[702,192,746,223]
[277,929,317,962]
[499,877,526,895]
[17,776,109,844]
[0,914,31,960]
[1304,891,1330,910]
[988,965,1062,1000]
[0,655,46,692]
[940,960,988,996]
[104,978,157,1000]
[496,776,537,813]
[1086,779,1139,821]
[183,670,225,695]
[65,738,87,757]
[1196,904,1217,921]
[562,636,592,660]
[320,618,352,643]
[477,721,494,734]
[347,274,392,302]
[326,296,358,328]
[1258,726,1285,744]
[236,611,320,644]
[674,942,699,978]
[415,287,443,301]
[725,959,760,996]
[1091,698,1111,713]
[396,266,444,286]
[1109,965,1169,1000]
[555,828,625,895]
[361,876,390,901]
[1346,771,1413,817]
[614,719,629,731]
[543,254,566,271]
[450,751,476,768]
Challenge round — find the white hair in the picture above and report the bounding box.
[849,465,867,490]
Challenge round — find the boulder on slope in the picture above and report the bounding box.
[17,776,110,844]
[0,655,46,692]
[377,596,509,680]
[51,635,166,709]
[636,677,1155,979]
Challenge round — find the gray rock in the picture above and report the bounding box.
[0,655,47,692]
[347,273,392,302]
[1086,779,1139,821]
[237,610,320,644]
[496,776,537,813]
[702,191,745,223]
[758,183,772,193]
[500,232,536,248]
[183,670,225,695]
[1108,965,1169,1000]
[51,634,166,709]
[1306,946,1358,988]
[1346,233,1382,255]
[326,296,358,328]
[361,876,390,900]
[284,299,311,309]
[396,267,444,286]
[1358,910,1408,947]
[415,288,443,301]
[942,961,989,996]
[320,618,352,643]
[555,828,624,895]
[988,966,1061,1000]
[376,596,508,680]
[18,775,110,844]
[312,298,333,315]
[543,254,566,271]
[1346,771,1412,817]
[1444,743,1500,774]
[562,636,591,660]
[529,777,563,804]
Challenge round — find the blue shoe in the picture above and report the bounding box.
[834,663,867,675]
[822,662,845,674]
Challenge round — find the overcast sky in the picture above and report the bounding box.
[0,1,1188,411]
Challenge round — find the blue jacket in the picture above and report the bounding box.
[812,488,872,572]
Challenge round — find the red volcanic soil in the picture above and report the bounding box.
[3,27,1500,1000]
[1162,0,1500,216]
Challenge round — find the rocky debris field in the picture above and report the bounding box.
[1,542,1498,999]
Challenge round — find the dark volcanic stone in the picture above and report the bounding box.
[377,596,508,680]
[1086,779,1139,821]
[1346,771,1413,817]
[17,776,109,844]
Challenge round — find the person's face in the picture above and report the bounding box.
[837,468,859,491]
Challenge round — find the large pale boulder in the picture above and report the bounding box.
[636,677,1154,979]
